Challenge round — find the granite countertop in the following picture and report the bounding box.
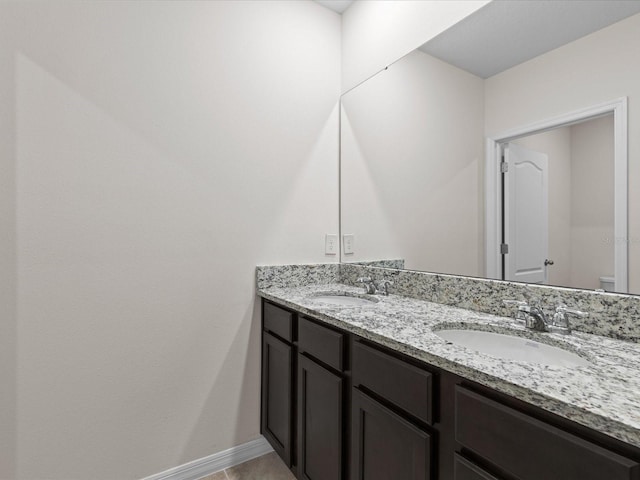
[258,283,640,448]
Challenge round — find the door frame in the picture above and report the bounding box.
[485,97,628,293]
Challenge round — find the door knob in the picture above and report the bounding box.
[544,259,554,266]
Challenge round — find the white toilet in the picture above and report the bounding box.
[599,276,615,292]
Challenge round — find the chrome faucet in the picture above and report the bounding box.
[518,304,549,332]
[503,298,588,335]
[357,277,394,295]
[550,304,589,334]
[374,279,394,296]
[357,277,377,294]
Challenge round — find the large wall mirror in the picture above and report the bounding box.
[340,0,640,295]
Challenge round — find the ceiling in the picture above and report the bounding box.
[315,0,354,14]
[419,0,640,78]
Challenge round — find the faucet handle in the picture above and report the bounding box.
[502,299,528,325]
[375,279,394,296]
[550,304,588,334]
[555,304,589,318]
[357,277,376,294]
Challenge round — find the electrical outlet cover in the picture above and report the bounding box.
[343,234,354,254]
[325,234,338,255]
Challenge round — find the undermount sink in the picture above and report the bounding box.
[307,292,379,307]
[434,328,590,367]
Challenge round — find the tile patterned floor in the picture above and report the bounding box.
[200,452,296,480]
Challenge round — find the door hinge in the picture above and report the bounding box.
[500,243,509,254]
[501,161,508,173]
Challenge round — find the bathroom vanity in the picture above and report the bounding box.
[257,265,640,480]
[255,4,640,478]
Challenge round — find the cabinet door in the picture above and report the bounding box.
[298,354,344,480]
[261,332,293,466]
[454,454,500,480]
[351,389,431,480]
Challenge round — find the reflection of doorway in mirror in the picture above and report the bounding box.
[503,143,549,285]
[501,114,615,291]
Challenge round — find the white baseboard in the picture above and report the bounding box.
[141,436,274,480]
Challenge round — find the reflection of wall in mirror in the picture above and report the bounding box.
[486,12,640,293]
[341,6,640,293]
[512,115,614,290]
[341,49,484,276]
[571,116,615,290]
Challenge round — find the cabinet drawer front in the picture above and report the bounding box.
[454,455,499,480]
[263,301,294,342]
[455,387,640,480]
[352,389,431,480]
[298,317,344,371]
[352,341,433,424]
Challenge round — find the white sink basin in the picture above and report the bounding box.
[307,292,379,307]
[434,329,590,367]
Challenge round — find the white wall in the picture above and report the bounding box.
[486,12,640,293]
[0,9,18,475]
[0,1,340,478]
[570,115,615,290]
[341,49,484,275]
[341,0,489,92]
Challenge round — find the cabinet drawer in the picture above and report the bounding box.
[352,340,433,424]
[298,317,344,371]
[454,455,499,480]
[263,301,294,342]
[455,386,640,480]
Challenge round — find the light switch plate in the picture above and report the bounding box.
[343,234,355,254]
[325,234,338,255]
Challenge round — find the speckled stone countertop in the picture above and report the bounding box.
[258,283,640,449]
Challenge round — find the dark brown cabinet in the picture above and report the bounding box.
[297,354,344,480]
[261,298,640,480]
[455,386,640,480]
[261,331,294,466]
[351,339,434,480]
[298,316,345,371]
[262,303,347,478]
[351,388,431,480]
[264,301,294,342]
[297,316,346,480]
[352,340,433,425]
[453,455,498,480]
[261,300,297,468]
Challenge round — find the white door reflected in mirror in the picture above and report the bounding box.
[504,143,549,285]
